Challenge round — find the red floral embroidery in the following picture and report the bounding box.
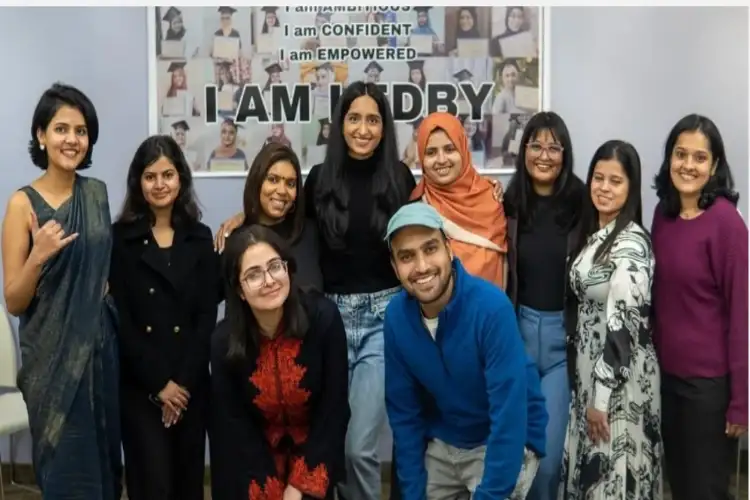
[248,476,284,500]
[249,335,312,447]
[288,456,329,498]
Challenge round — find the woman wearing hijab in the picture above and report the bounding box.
[411,112,507,287]
[490,6,529,57]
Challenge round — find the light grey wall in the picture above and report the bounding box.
[0,6,747,465]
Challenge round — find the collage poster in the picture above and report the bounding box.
[149,6,545,176]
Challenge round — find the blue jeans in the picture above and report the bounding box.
[327,286,401,500]
[518,305,569,500]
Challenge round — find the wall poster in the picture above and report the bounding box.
[147,6,550,176]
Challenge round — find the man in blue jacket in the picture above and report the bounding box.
[384,202,547,500]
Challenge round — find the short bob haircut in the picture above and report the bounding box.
[222,224,309,364]
[28,83,99,171]
[653,113,739,218]
[243,142,306,243]
[117,135,202,226]
[503,111,584,230]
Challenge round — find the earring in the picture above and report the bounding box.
[39,144,45,151]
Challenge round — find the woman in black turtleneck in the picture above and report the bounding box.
[503,111,584,500]
[304,81,415,500]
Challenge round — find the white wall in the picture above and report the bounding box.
[0,6,747,465]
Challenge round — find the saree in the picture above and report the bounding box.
[17,175,122,499]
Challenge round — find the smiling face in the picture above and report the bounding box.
[343,95,383,159]
[37,105,89,172]
[669,130,715,199]
[141,155,181,211]
[258,160,297,223]
[524,128,564,190]
[390,226,453,306]
[422,129,463,186]
[459,9,474,32]
[507,7,525,32]
[220,122,237,147]
[238,242,290,312]
[591,158,629,224]
[501,64,518,90]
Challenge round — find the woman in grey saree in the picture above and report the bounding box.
[2,84,122,499]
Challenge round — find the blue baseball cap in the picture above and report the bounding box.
[385,202,444,245]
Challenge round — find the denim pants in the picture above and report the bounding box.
[327,285,401,500]
[517,305,569,500]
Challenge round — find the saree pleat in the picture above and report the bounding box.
[17,175,122,499]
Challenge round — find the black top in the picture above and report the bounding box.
[516,195,569,311]
[109,219,220,396]
[304,158,416,295]
[208,291,350,499]
[266,217,324,293]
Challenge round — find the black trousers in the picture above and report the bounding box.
[389,449,402,500]
[662,374,735,500]
[121,384,208,500]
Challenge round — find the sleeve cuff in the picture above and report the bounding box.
[288,456,329,499]
[594,383,612,413]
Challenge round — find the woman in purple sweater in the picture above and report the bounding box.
[651,114,747,500]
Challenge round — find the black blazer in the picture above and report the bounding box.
[209,291,350,500]
[109,218,220,396]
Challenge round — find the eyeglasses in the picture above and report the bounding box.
[242,259,288,289]
[526,142,564,159]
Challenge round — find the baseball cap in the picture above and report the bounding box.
[384,202,444,245]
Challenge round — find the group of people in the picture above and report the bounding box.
[1,79,746,500]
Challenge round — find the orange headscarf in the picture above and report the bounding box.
[410,112,508,288]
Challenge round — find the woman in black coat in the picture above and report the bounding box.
[109,135,219,500]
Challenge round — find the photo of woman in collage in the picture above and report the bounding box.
[152,6,543,174]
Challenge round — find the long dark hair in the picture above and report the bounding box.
[222,224,309,364]
[653,113,739,218]
[313,81,411,249]
[572,140,646,264]
[118,135,201,226]
[504,111,584,229]
[243,142,305,243]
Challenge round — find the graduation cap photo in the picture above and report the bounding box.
[364,61,384,74]
[315,11,332,22]
[407,60,425,71]
[319,117,330,127]
[218,6,237,15]
[171,120,190,131]
[261,6,278,13]
[453,69,474,82]
[315,62,333,72]
[167,61,187,73]
[265,62,282,74]
[162,6,181,22]
[414,7,432,13]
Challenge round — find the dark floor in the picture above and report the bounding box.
[1,471,747,499]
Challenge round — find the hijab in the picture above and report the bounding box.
[411,112,508,287]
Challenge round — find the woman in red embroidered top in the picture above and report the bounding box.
[209,224,350,500]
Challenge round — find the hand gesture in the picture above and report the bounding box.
[587,407,610,445]
[158,380,190,414]
[726,421,747,439]
[162,403,182,428]
[282,485,303,500]
[214,212,245,253]
[28,211,78,265]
